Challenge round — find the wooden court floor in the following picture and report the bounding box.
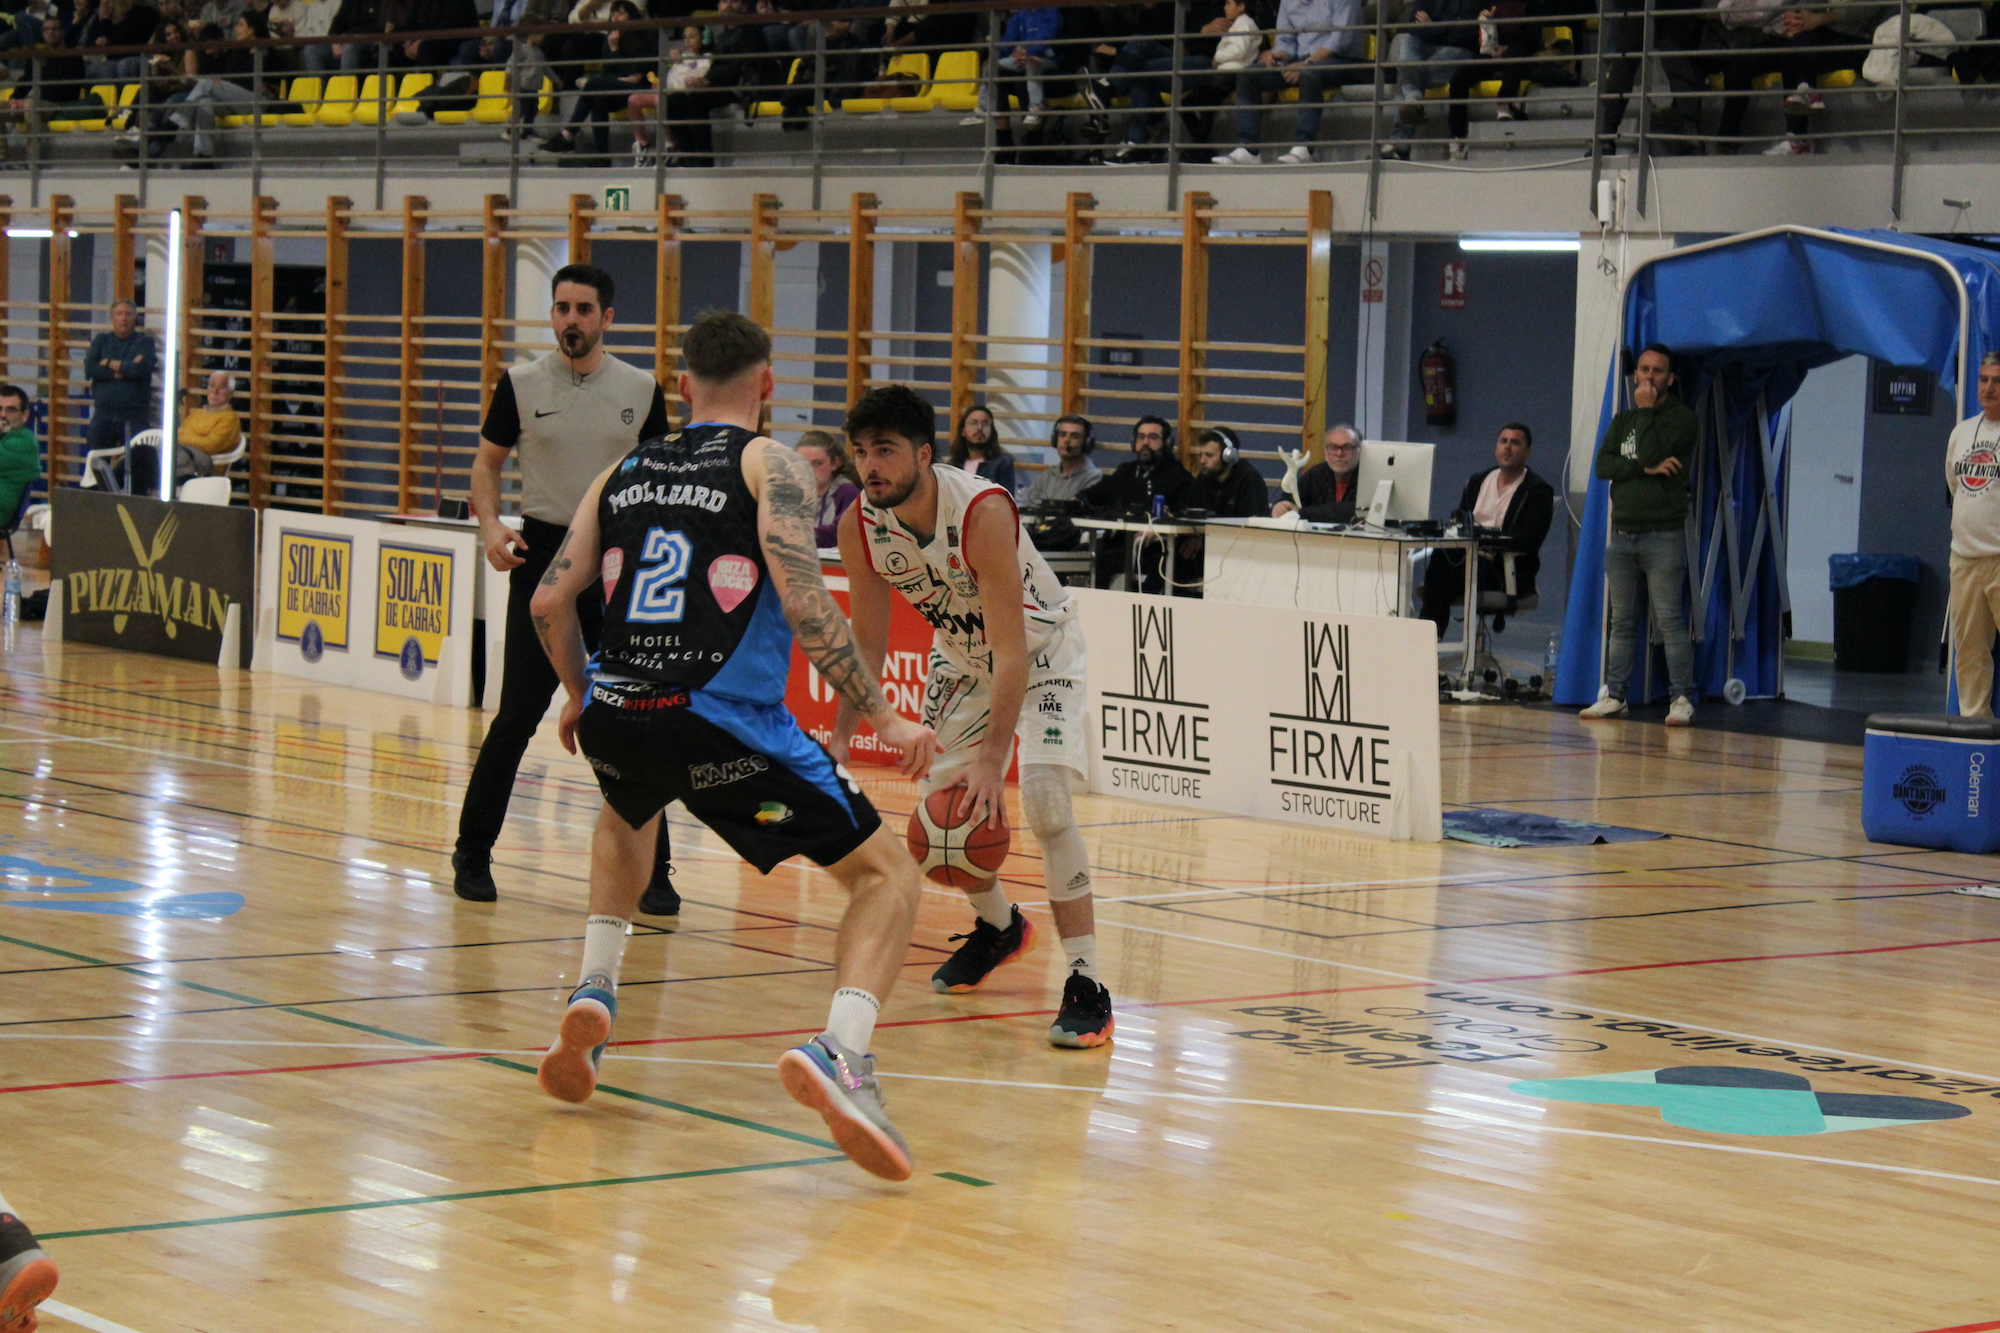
[4,625,2000,1333]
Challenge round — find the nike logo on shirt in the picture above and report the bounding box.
[534,408,560,418]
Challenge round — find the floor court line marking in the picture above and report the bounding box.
[1907,1320,2000,1333]
[1074,914,2000,1086]
[445,1054,2000,1194]
[41,1298,147,1333]
[31,1155,852,1242]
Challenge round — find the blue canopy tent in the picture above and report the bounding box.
[1555,227,2000,709]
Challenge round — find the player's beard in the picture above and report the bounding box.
[560,326,600,360]
[868,468,920,510]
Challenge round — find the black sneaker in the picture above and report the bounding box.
[930,906,1035,993]
[0,1210,57,1331]
[451,847,497,903]
[1048,972,1114,1048]
[638,863,680,928]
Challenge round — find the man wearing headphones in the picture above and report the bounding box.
[1021,413,1103,504]
[1176,426,1271,597]
[1079,415,1192,593]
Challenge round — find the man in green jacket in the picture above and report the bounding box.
[0,385,38,527]
[1581,342,1699,725]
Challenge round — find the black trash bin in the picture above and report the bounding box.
[1830,553,1921,673]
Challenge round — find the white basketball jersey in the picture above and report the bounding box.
[857,464,1075,675]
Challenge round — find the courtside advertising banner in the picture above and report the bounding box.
[1071,588,1442,840]
[50,489,256,667]
[255,514,478,706]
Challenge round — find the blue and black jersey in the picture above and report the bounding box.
[595,422,790,703]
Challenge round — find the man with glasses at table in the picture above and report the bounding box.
[1272,422,1362,523]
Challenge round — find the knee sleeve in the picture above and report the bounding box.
[1021,765,1092,903]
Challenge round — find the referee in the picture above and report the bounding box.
[455,263,677,915]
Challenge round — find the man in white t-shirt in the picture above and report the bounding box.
[1945,351,2000,715]
[1419,421,1555,639]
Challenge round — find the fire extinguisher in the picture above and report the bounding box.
[1421,338,1457,427]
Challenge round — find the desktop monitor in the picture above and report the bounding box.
[1355,440,1435,524]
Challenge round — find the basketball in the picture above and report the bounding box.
[905,788,1012,887]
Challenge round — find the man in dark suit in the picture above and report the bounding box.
[1273,422,1361,523]
[1420,421,1554,638]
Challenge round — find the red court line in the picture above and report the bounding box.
[1906,1321,2000,1333]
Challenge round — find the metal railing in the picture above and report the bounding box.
[3,0,1994,217]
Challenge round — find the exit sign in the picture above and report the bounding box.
[602,187,631,212]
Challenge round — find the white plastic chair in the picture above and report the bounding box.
[79,427,159,490]
[177,476,232,506]
[209,432,247,473]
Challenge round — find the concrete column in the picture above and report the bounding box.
[984,241,1054,453]
[871,238,918,385]
[1354,239,1413,441]
[511,237,567,361]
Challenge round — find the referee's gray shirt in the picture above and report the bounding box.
[481,351,671,526]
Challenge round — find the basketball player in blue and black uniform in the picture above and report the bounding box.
[527,311,939,1181]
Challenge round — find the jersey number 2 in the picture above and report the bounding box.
[628,528,693,623]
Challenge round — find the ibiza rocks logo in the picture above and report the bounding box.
[1957,446,2000,494]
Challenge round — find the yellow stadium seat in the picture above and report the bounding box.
[539,75,554,115]
[1753,71,1782,90]
[887,52,935,111]
[317,74,360,125]
[391,70,431,116]
[52,85,113,131]
[282,75,322,126]
[844,51,929,113]
[751,58,802,117]
[351,74,390,125]
[1542,25,1573,44]
[469,68,512,123]
[932,49,980,112]
[1818,68,1857,89]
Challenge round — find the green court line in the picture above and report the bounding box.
[935,1172,992,1187]
[36,1155,849,1241]
[0,930,831,1148]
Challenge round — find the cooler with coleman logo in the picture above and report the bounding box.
[1862,713,2000,853]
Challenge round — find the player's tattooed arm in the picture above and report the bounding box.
[538,529,574,587]
[757,442,891,719]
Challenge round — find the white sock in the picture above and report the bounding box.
[1061,934,1098,980]
[827,986,880,1052]
[580,914,629,989]
[965,883,1013,930]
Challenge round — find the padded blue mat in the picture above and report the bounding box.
[1443,809,1668,848]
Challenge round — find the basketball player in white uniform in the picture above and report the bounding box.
[832,384,1113,1048]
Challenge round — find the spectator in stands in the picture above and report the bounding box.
[1582,342,1698,725]
[177,371,242,473]
[413,26,504,118]
[663,0,766,166]
[1760,1,1885,156]
[1218,0,1371,164]
[285,0,339,68]
[883,0,977,56]
[7,13,101,128]
[777,0,882,129]
[1418,421,1553,637]
[1593,0,1703,152]
[968,4,1058,129]
[193,0,240,29]
[0,386,40,531]
[796,429,861,548]
[114,13,191,154]
[483,0,561,126]
[1079,415,1189,592]
[1486,0,1582,120]
[325,0,384,72]
[83,0,156,81]
[388,0,477,71]
[169,7,276,162]
[1383,0,1481,159]
[1021,414,1102,504]
[1272,422,1360,521]
[1949,4,2000,85]
[1104,0,1231,164]
[540,0,654,160]
[0,0,54,54]
[627,22,702,164]
[947,404,1018,493]
[83,300,157,472]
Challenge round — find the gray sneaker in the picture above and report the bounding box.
[777,1032,913,1181]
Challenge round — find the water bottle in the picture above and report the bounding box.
[2,560,19,627]
[1543,631,1559,687]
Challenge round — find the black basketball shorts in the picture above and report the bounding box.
[576,679,882,874]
